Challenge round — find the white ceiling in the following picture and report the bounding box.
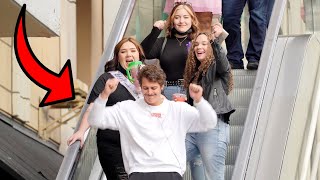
[0,0,58,37]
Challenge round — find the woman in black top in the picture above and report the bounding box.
[141,3,199,100]
[141,2,225,101]
[67,37,145,180]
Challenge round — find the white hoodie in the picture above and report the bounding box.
[89,97,217,176]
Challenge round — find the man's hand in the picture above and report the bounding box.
[101,78,119,99]
[189,83,203,103]
[154,20,166,30]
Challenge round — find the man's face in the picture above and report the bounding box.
[141,77,164,106]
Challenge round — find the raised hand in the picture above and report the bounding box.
[189,83,203,103]
[101,78,119,99]
[153,20,166,30]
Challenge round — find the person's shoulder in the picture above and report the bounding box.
[102,72,114,79]
[167,99,191,109]
[95,72,113,82]
[115,99,139,113]
[117,99,136,106]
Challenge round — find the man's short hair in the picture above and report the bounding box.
[138,65,166,86]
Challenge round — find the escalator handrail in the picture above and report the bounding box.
[231,0,288,179]
[56,0,136,179]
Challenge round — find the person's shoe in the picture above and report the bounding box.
[229,61,244,69]
[247,61,259,70]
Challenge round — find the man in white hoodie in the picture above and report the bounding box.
[89,65,217,180]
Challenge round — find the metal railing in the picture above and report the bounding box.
[56,0,136,179]
[231,0,287,179]
[300,51,320,180]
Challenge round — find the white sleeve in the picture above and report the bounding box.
[185,97,217,132]
[88,96,121,130]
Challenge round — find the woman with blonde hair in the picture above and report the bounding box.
[141,2,198,100]
[141,2,225,101]
[164,0,224,35]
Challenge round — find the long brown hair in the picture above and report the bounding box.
[104,37,146,72]
[165,4,199,40]
[184,33,214,88]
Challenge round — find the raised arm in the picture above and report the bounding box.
[67,103,93,148]
[141,21,165,59]
[212,42,233,95]
[185,84,217,132]
[67,73,111,148]
[88,78,122,130]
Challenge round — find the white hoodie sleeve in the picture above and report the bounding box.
[185,97,217,132]
[88,96,121,130]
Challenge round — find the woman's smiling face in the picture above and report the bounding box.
[194,34,209,61]
[118,41,140,69]
[172,6,192,33]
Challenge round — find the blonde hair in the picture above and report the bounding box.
[165,4,199,40]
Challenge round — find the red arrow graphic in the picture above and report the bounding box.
[14,4,75,107]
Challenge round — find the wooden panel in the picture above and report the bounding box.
[0,38,12,89]
[26,106,39,131]
[12,93,30,123]
[28,37,60,72]
[28,37,46,108]
[0,37,12,115]
[31,83,45,108]
[48,109,61,144]
[12,46,31,99]
[0,87,12,115]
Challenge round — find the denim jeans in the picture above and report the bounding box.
[163,86,186,100]
[186,117,230,180]
[222,0,268,66]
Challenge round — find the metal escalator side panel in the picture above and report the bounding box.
[279,35,320,180]
[231,0,288,179]
[56,1,137,180]
[246,35,311,180]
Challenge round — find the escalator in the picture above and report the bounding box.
[229,0,320,179]
[57,0,320,179]
[56,1,137,179]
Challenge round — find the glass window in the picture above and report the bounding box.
[280,0,320,35]
[125,0,166,42]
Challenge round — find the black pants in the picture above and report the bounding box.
[97,129,128,180]
[129,172,182,180]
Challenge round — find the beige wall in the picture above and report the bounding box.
[0,36,63,141]
[77,0,104,87]
[91,0,103,82]
[77,0,92,86]
[59,0,80,154]
[103,0,123,47]
[0,38,12,116]
[0,0,80,155]
[0,0,133,155]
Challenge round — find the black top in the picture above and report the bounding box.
[88,72,135,105]
[141,27,191,81]
[88,72,135,143]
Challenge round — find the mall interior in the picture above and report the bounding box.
[0,0,320,179]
